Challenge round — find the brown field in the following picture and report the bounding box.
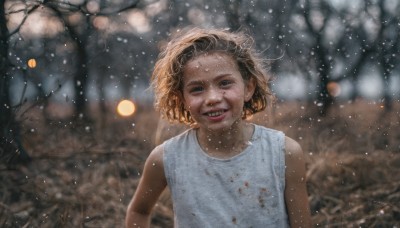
[1,100,400,227]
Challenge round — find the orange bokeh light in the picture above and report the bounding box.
[327,82,341,97]
[27,58,37,68]
[117,100,136,117]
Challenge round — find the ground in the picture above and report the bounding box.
[1,100,399,227]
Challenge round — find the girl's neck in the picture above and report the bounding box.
[196,122,254,159]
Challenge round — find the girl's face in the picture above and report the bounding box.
[182,52,255,132]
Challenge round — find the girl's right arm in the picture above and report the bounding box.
[125,145,167,228]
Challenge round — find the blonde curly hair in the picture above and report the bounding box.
[151,27,272,124]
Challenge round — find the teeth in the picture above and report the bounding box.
[207,111,224,117]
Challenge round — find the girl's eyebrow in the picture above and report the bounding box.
[210,74,235,83]
[185,80,204,87]
[187,73,232,85]
[185,74,234,87]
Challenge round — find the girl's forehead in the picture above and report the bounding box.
[185,52,236,68]
[182,52,241,85]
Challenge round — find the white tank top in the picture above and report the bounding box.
[162,124,289,228]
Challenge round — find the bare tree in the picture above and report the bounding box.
[374,0,400,111]
[42,0,140,119]
[0,1,33,165]
[1,0,142,164]
[0,1,17,164]
[328,0,400,111]
[281,0,399,115]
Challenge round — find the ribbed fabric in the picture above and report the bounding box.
[163,124,289,228]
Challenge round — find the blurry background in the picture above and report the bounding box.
[1,0,399,227]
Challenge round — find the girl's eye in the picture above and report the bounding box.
[220,80,233,87]
[189,86,204,93]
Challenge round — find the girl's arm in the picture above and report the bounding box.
[284,136,312,228]
[125,145,167,228]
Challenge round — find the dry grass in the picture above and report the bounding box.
[0,100,399,227]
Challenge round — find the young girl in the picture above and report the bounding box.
[125,27,311,228]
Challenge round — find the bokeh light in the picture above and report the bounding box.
[27,58,37,68]
[86,0,100,14]
[117,100,136,117]
[327,82,341,97]
[93,16,109,30]
[127,10,151,33]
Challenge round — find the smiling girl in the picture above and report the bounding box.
[125,27,311,228]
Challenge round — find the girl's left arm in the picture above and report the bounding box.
[284,136,312,228]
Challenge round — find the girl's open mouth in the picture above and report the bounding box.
[206,110,225,117]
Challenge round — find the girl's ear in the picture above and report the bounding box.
[244,77,256,102]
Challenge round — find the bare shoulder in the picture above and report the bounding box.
[139,144,166,188]
[147,144,165,167]
[284,136,306,173]
[285,136,303,155]
[142,143,167,187]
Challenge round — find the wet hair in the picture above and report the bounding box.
[151,27,272,124]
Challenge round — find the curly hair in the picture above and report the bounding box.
[151,27,272,124]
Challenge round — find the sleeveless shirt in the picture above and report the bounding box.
[162,124,289,228]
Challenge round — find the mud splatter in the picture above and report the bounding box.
[258,194,265,208]
[259,188,268,208]
[232,216,237,224]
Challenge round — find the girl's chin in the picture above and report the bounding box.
[195,122,226,132]
[202,121,242,133]
[194,114,243,132]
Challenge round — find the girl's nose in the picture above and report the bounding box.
[205,88,223,106]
